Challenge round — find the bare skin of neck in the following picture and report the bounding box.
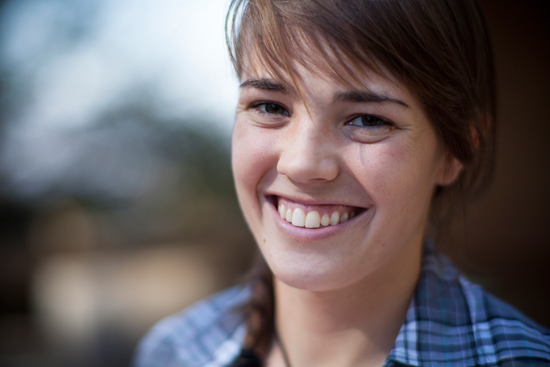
[265,237,423,367]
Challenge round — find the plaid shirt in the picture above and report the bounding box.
[134,247,550,367]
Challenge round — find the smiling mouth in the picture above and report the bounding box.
[269,196,365,229]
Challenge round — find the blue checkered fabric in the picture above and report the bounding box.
[134,247,550,367]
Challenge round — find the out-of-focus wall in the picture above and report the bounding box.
[452,0,550,326]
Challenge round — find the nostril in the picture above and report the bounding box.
[276,143,339,183]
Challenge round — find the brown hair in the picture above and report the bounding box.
[226,0,496,361]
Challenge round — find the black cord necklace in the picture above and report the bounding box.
[274,328,292,367]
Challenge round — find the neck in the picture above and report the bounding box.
[271,241,422,367]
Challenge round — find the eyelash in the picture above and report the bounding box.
[346,114,393,129]
[250,102,290,117]
[250,101,393,129]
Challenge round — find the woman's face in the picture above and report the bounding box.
[232,61,459,292]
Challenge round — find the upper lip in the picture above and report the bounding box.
[265,193,370,209]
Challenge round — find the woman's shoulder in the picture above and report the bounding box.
[457,275,550,365]
[393,249,550,366]
[133,285,250,367]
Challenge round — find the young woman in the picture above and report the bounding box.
[135,0,550,366]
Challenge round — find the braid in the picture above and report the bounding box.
[233,252,274,366]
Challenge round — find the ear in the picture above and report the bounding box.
[436,154,463,186]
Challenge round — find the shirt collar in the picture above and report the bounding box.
[384,243,464,366]
[383,243,550,367]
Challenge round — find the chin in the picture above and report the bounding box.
[266,251,363,292]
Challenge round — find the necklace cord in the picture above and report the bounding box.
[274,328,292,367]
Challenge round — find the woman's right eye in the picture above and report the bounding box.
[254,103,289,116]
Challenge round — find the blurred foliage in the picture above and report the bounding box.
[0,0,240,243]
[0,0,254,366]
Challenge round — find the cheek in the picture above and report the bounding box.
[231,120,278,213]
[353,137,440,211]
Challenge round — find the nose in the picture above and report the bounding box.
[277,121,339,184]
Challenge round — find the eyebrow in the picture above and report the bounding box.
[241,78,410,108]
[240,78,292,94]
[334,90,410,108]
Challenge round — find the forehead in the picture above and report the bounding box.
[241,26,413,88]
[244,38,377,83]
[240,52,414,109]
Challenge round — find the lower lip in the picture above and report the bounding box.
[267,197,367,241]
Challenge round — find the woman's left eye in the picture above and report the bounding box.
[255,103,289,116]
[347,115,390,128]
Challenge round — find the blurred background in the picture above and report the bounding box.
[0,0,548,366]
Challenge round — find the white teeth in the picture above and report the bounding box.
[330,211,340,226]
[279,200,358,228]
[340,212,349,222]
[321,213,330,226]
[291,208,305,227]
[285,208,293,222]
[279,204,286,219]
[305,211,321,228]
